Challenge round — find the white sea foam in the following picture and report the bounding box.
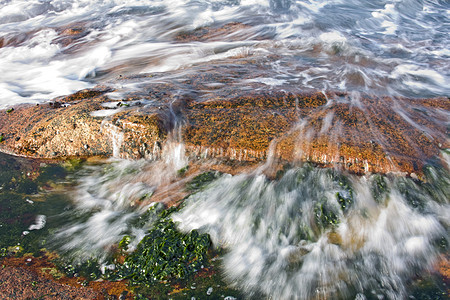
[51,128,189,260]
[0,0,448,107]
[319,31,347,44]
[391,64,446,85]
[90,108,123,117]
[173,167,448,299]
[0,0,448,108]
[28,215,46,230]
[247,77,286,86]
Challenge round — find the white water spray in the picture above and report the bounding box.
[174,166,449,299]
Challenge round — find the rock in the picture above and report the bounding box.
[0,87,166,160]
[183,91,326,161]
[0,265,98,299]
[174,22,253,43]
[0,84,448,177]
[183,91,449,176]
[275,95,449,175]
[0,255,133,299]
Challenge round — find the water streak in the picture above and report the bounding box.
[51,129,189,260]
[1,0,449,108]
[174,164,449,299]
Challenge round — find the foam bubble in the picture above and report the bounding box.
[28,215,46,231]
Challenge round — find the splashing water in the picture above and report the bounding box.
[174,163,449,299]
[50,140,449,298]
[2,0,447,297]
[52,133,189,261]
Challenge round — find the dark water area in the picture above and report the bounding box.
[0,152,75,256]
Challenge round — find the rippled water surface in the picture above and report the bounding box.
[0,0,449,108]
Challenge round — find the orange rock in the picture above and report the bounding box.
[437,256,450,281]
[0,87,166,160]
[0,85,448,177]
[0,255,132,300]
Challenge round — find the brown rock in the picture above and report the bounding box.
[174,22,253,43]
[183,91,326,161]
[183,91,448,176]
[275,95,449,175]
[0,87,166,160]
[0,265,98,300]
[0,255,132,300]
[0,85,448,177]
[111,109,167,159]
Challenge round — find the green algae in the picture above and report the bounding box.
[116,207,211,284]
[371,174,390,204]
[1,151,448,299]
[177,165,189,177]
[314,200,340,229]
[187,171,221,191]
[0,153,74,257]
[56,258,103,281]
[408,274,448,300]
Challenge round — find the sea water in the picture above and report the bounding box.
[0,0,449,108]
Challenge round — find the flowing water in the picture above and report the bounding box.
[0,0,449,299]
[20,142,445,299]
[0,0,449,108]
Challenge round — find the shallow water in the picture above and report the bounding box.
[0,0,449,108]
[175,165,449,299]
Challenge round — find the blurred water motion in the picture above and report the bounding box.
[50,136,449,298]
[0,0,449,108]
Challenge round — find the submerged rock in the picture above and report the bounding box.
[0,84,448,177]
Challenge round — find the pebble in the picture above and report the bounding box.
[207,287,213,295]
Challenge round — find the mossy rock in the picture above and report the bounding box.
[187,171,221,191]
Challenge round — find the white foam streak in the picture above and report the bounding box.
[52,128,189,260]
[175,168,448,299]
[0,0,449,105]
[28,215,47,231]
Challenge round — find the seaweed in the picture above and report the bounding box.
[314,200,340,229]
[186,171,220,191]
[371,174,389,203]
[117,216,211,285]
[331,171,354,212]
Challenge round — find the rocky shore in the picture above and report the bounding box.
[0,85,448,178]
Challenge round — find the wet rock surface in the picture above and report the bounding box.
[0,255,132,300]
[275,94,449,175]
[0,83,448,176]
[174,22,254,43]
[0,86,166,160]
